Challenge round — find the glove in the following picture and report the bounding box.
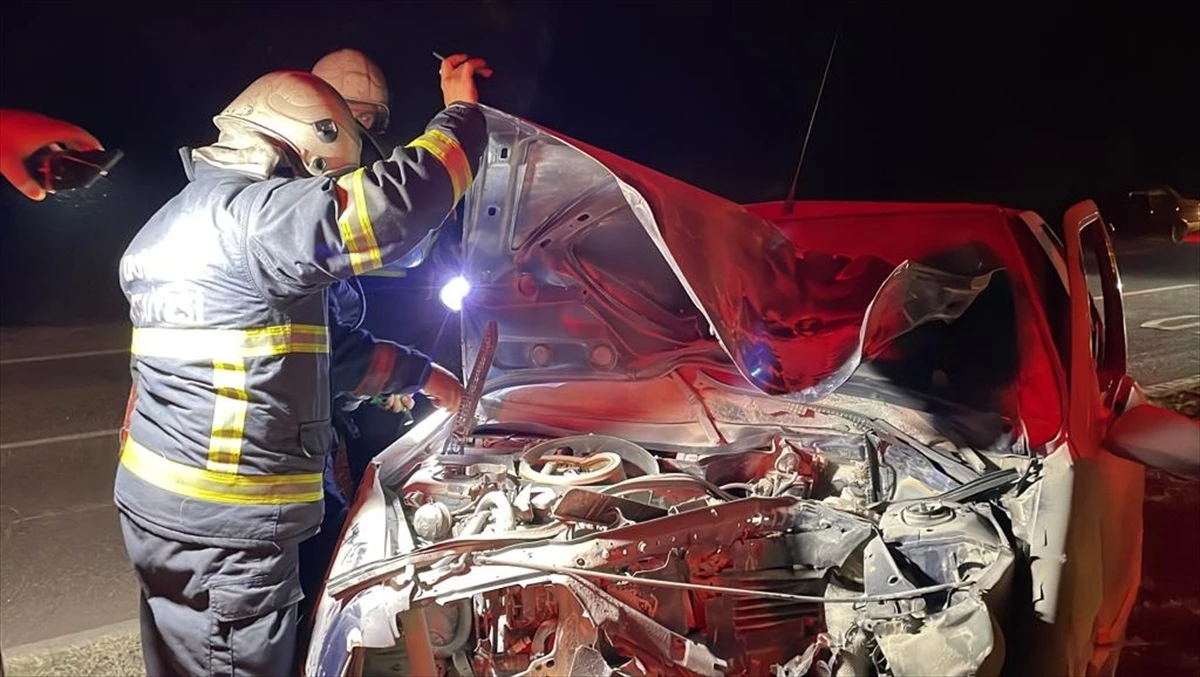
[366,394,416,429]
[0,109,104,201]
[371,393,416,414]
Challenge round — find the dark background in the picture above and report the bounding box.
[0,0,1195,325]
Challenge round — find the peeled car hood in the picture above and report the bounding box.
[460,106,992,402]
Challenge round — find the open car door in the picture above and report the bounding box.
[1056,200,1144,676]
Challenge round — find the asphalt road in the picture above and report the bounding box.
[1089,237,1200,388]
[0,238,1196,662]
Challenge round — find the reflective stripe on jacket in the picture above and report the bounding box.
[115,103,486,543]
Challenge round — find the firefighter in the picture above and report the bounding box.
[310,45,397,436]
[296,48,394,629]
[0,108,104,200]
[311,49,454,498]
[311,47,389,364]
[116,54,489,676]
[299,49,438,633]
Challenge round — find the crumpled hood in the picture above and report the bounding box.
[460,106,992,402]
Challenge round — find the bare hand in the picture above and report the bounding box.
[0,109,104,201]
[421,362,465,412]
[439,54,492,108]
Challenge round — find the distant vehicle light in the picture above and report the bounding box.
[439,275,470,311]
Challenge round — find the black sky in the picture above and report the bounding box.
[0,0,1195,325]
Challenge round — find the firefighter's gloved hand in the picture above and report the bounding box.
[0,109,104,201]
[421,362,465,413]
[377,393,415,414]
[439,54,492,108]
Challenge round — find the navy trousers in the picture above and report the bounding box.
[120,514,302,677]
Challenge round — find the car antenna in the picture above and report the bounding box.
[782,21,841,215]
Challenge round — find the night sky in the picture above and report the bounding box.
[1,0,1195,325]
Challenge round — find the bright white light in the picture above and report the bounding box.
[439,275,471,311]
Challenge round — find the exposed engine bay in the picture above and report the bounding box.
[314,401,1052,677]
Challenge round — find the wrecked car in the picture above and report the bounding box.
[305,106,1165,677]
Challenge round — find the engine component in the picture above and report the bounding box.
[558,576,728,677]
[518,435,659,487]
[322,423,1033,677]
[880,500,1014,593]
[413,502,454,542]
[551,487,668,525]
[475,491,517,533]
[428,599,472,657]
[403,454,515,513]
[852,500,1015,677]
[700,436,823,499]
[600,474,738,505]
[519,449,625,486]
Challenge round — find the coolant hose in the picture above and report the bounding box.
[475,491,517,532]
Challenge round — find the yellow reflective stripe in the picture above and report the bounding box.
[130,324,327,484]
[131,324,329,361]
[206,361,248,474]
[121,438,323,505]
[407,129,472,203]
[335,169,384,275]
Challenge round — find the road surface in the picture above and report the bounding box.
[0,238,1196,670]
[1088,237,1200,388]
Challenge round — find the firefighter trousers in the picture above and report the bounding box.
[119,513,304,677]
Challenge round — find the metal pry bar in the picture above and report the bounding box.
[443,320,498,455]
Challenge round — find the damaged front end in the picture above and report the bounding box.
[310,401,1069,677]
[305,107,1076,677]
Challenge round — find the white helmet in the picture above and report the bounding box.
[212,70,362,177]
[312,49,390,134]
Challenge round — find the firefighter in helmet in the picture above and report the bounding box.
[309,47,393,357]
[311,49,467,502]
[310,48,393,336]
[116,54,489,676]
[312,48,459,492]
[298,49,424,633]
[296,48,395,631]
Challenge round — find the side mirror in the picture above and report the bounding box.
[1105,403,1200,480]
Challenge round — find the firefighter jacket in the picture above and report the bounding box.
[330,277,366,331]
[115,103,485,544]
[329,308,432,414]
